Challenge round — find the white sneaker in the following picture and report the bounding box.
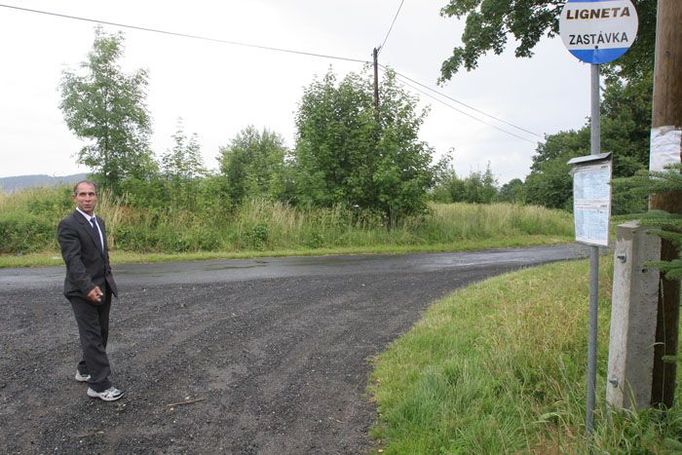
[87,386,124,402]
[75,371,91,382]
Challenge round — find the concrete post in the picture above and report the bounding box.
[606,222,661,409]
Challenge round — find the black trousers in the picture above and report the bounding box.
[69,289,112,392]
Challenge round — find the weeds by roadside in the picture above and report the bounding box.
[369,257,682,454]
[0,187,573,266]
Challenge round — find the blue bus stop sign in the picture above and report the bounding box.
[559,0,639,64]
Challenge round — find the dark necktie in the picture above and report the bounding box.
[90,218,103,252]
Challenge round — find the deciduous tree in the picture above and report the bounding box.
[161,120,205,181]
[524,70,652,213]
[431,163,499,204]
[59,28,155,196]
[293,68,436,224]
[218,126,289,206]
[498,178,525,203]
[158,120,206,210]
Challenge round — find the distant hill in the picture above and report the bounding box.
[0,174,88,193]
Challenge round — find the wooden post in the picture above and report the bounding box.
[650,0,682,408]
[373,47,379,111]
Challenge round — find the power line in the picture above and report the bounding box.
[0,2,543,143]
[378,0,405,52]
[373,2,539,143]
[0,3,370,65]
[391,71,538,144]
[386,66,543,139]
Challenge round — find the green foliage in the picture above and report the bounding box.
[244,223,270,250]
[431,163,499,204]
[218,126,290,206]
[119,124,222,214]
[615,164,682,280]
[430,167,463,203]
[118,175,167,209]
[293,68,437,224]
[115,221,223,253]
[24,186,75,218]
[497,178,524,203]
[59,27,156,196]
[462,164,497,203]
[370,259,607,453]
[0,186,73,253]
[525,69,653,214]
[374,71,438,224]
[525,154,574,211]
[370,257,682,453]
[159,120,207,211]
[601,71,655,177]
[190,174,232,214]
[293,70,377,208]
[0,212,55,254]
[0,186,572,256]
[439,0,656,83]
[439,0,654,213]
[161,119,206,181]
[530,128,591,174]
[645,169,682,196]
[424,202,573,241]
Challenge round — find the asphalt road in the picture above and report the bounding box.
[0,245,586,454]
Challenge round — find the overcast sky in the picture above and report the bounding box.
[0,0,593,183]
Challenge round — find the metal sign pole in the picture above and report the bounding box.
[559,0,638,438]
[585,62,601,435]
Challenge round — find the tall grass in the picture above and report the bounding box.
[0,187,126,254]
[421,203,573,242]
[0,187,573,256]
[369,257,682,454]
[0,187,72,254]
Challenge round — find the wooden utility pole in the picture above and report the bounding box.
[650,0,682,408]
[373,47,380,111]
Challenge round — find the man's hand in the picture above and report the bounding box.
[87,286,104,304]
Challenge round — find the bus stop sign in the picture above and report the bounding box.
[559,0,639,64]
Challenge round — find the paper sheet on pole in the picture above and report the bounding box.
[649,126,682,171]
[573,162,612,246]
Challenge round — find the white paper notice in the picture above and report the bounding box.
[573,162,612,246]
[649,126,682,172]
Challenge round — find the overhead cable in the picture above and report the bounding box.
[392,72,538,144]
[386,66,543,138]
[0,3,370,64]
[378,0,405,52]
[0,2,542,143]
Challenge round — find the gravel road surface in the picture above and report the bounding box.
[0,245,586,454]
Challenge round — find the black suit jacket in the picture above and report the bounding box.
[57,211,118,299]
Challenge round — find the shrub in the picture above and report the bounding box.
[244,223,269,250]
[0,212,56,254]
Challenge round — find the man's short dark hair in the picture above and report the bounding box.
[73,180,98,195]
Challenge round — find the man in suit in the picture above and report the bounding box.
[58,180,124,402]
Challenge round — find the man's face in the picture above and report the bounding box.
[74,183,98,215]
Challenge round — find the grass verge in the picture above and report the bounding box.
[369,257,682,454]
